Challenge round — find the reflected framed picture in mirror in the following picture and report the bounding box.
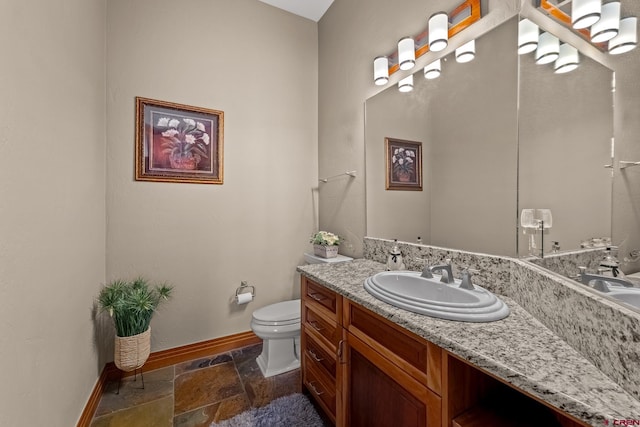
[385,137,423,191]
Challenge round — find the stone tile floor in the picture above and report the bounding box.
[90,343,304,427]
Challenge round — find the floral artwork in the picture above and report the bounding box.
[385,138,422,191]
[135,97,224,184]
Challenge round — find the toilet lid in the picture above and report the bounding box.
[252,299,301,323]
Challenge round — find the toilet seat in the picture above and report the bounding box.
[251,299,300,326]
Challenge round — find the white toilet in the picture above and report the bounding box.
[250,299,301,377]
[250,252,353,378]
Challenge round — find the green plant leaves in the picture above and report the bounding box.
[97,278,173,337]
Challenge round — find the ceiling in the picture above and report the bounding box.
[258,0,334,22]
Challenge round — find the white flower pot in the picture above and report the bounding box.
[314,244,339,258]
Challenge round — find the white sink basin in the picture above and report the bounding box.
[364,271,510,322]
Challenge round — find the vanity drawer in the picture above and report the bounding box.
[303,330,337,380]
[303,356,337,420]
[303,303,342,349]
[344,300,442,394]
[302,277,341,320]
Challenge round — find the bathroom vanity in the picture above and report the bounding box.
[298,258,640,427]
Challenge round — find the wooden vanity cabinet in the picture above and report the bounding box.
[300,276,590,427]
[301,276,343,424]
[342,300,442,427]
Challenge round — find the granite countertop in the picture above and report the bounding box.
[297,259,640,426]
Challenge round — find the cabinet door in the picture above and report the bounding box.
[344,333,441,427]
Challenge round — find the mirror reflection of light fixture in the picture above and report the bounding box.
[572,0,601,30]
[398,37,416,71]
[536,32,560,64]
[591,1,620,43]
[609,17,637,55]
[398,74,414,92]
[429,12,449,52]
[424,59,441,79]
[554,43,580,74]
[518,19,539,54]
[456,39,476,63]
[373,56,389,86]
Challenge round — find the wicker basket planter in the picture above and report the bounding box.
[114,327,151,372]
[314,244,339,259]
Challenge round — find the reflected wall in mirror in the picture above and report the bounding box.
[366,18,520,256]
[517,36,613,257]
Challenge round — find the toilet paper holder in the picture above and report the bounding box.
[236,281,255,298]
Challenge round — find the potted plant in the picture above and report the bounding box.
[97,278,173,372]
[310,231,342,258]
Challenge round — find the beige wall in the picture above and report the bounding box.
[318,0,519,257]
[0,0,106,425]
[106,0,318,353]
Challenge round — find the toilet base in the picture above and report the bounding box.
[256,337,300,378]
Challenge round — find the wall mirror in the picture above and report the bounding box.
[365,13,615,259]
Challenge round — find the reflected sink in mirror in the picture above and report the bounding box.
[598,285,640,310]
[364,271,510,322]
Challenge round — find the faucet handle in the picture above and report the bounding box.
[415,258,434,278]
[459,268,475,290]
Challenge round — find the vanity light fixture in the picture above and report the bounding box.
[535,32,560,64]
[370,0,482,86]
[609,16,637,54]
[424,59,441,79]
[429,12,449,52]
[398,37,416,71]
[373,56,389,85]
[571,0,601,30]
[398,74,414,92]
[554,43,580,74]
[591,1,620,43]
[456,39,475,63]
[518,19,539,54]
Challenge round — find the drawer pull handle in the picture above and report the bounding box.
[309,321,324,332]
[309,292,327,302]
[308,348,324,362]
[308,381,324,396]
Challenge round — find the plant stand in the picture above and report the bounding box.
[115,367,145,395]
[113,327,151,394]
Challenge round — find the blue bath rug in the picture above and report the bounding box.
[211,393,324,427]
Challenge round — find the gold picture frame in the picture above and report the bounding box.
[135,97,224,184]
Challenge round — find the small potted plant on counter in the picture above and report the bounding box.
[310,231,342,258]
[97,277,173,372]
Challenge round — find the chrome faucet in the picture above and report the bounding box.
[430,264,455,284]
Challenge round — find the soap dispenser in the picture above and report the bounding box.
[387,239,406,271]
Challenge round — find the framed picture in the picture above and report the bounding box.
[385,137,423,191]
[135,97,224,184]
